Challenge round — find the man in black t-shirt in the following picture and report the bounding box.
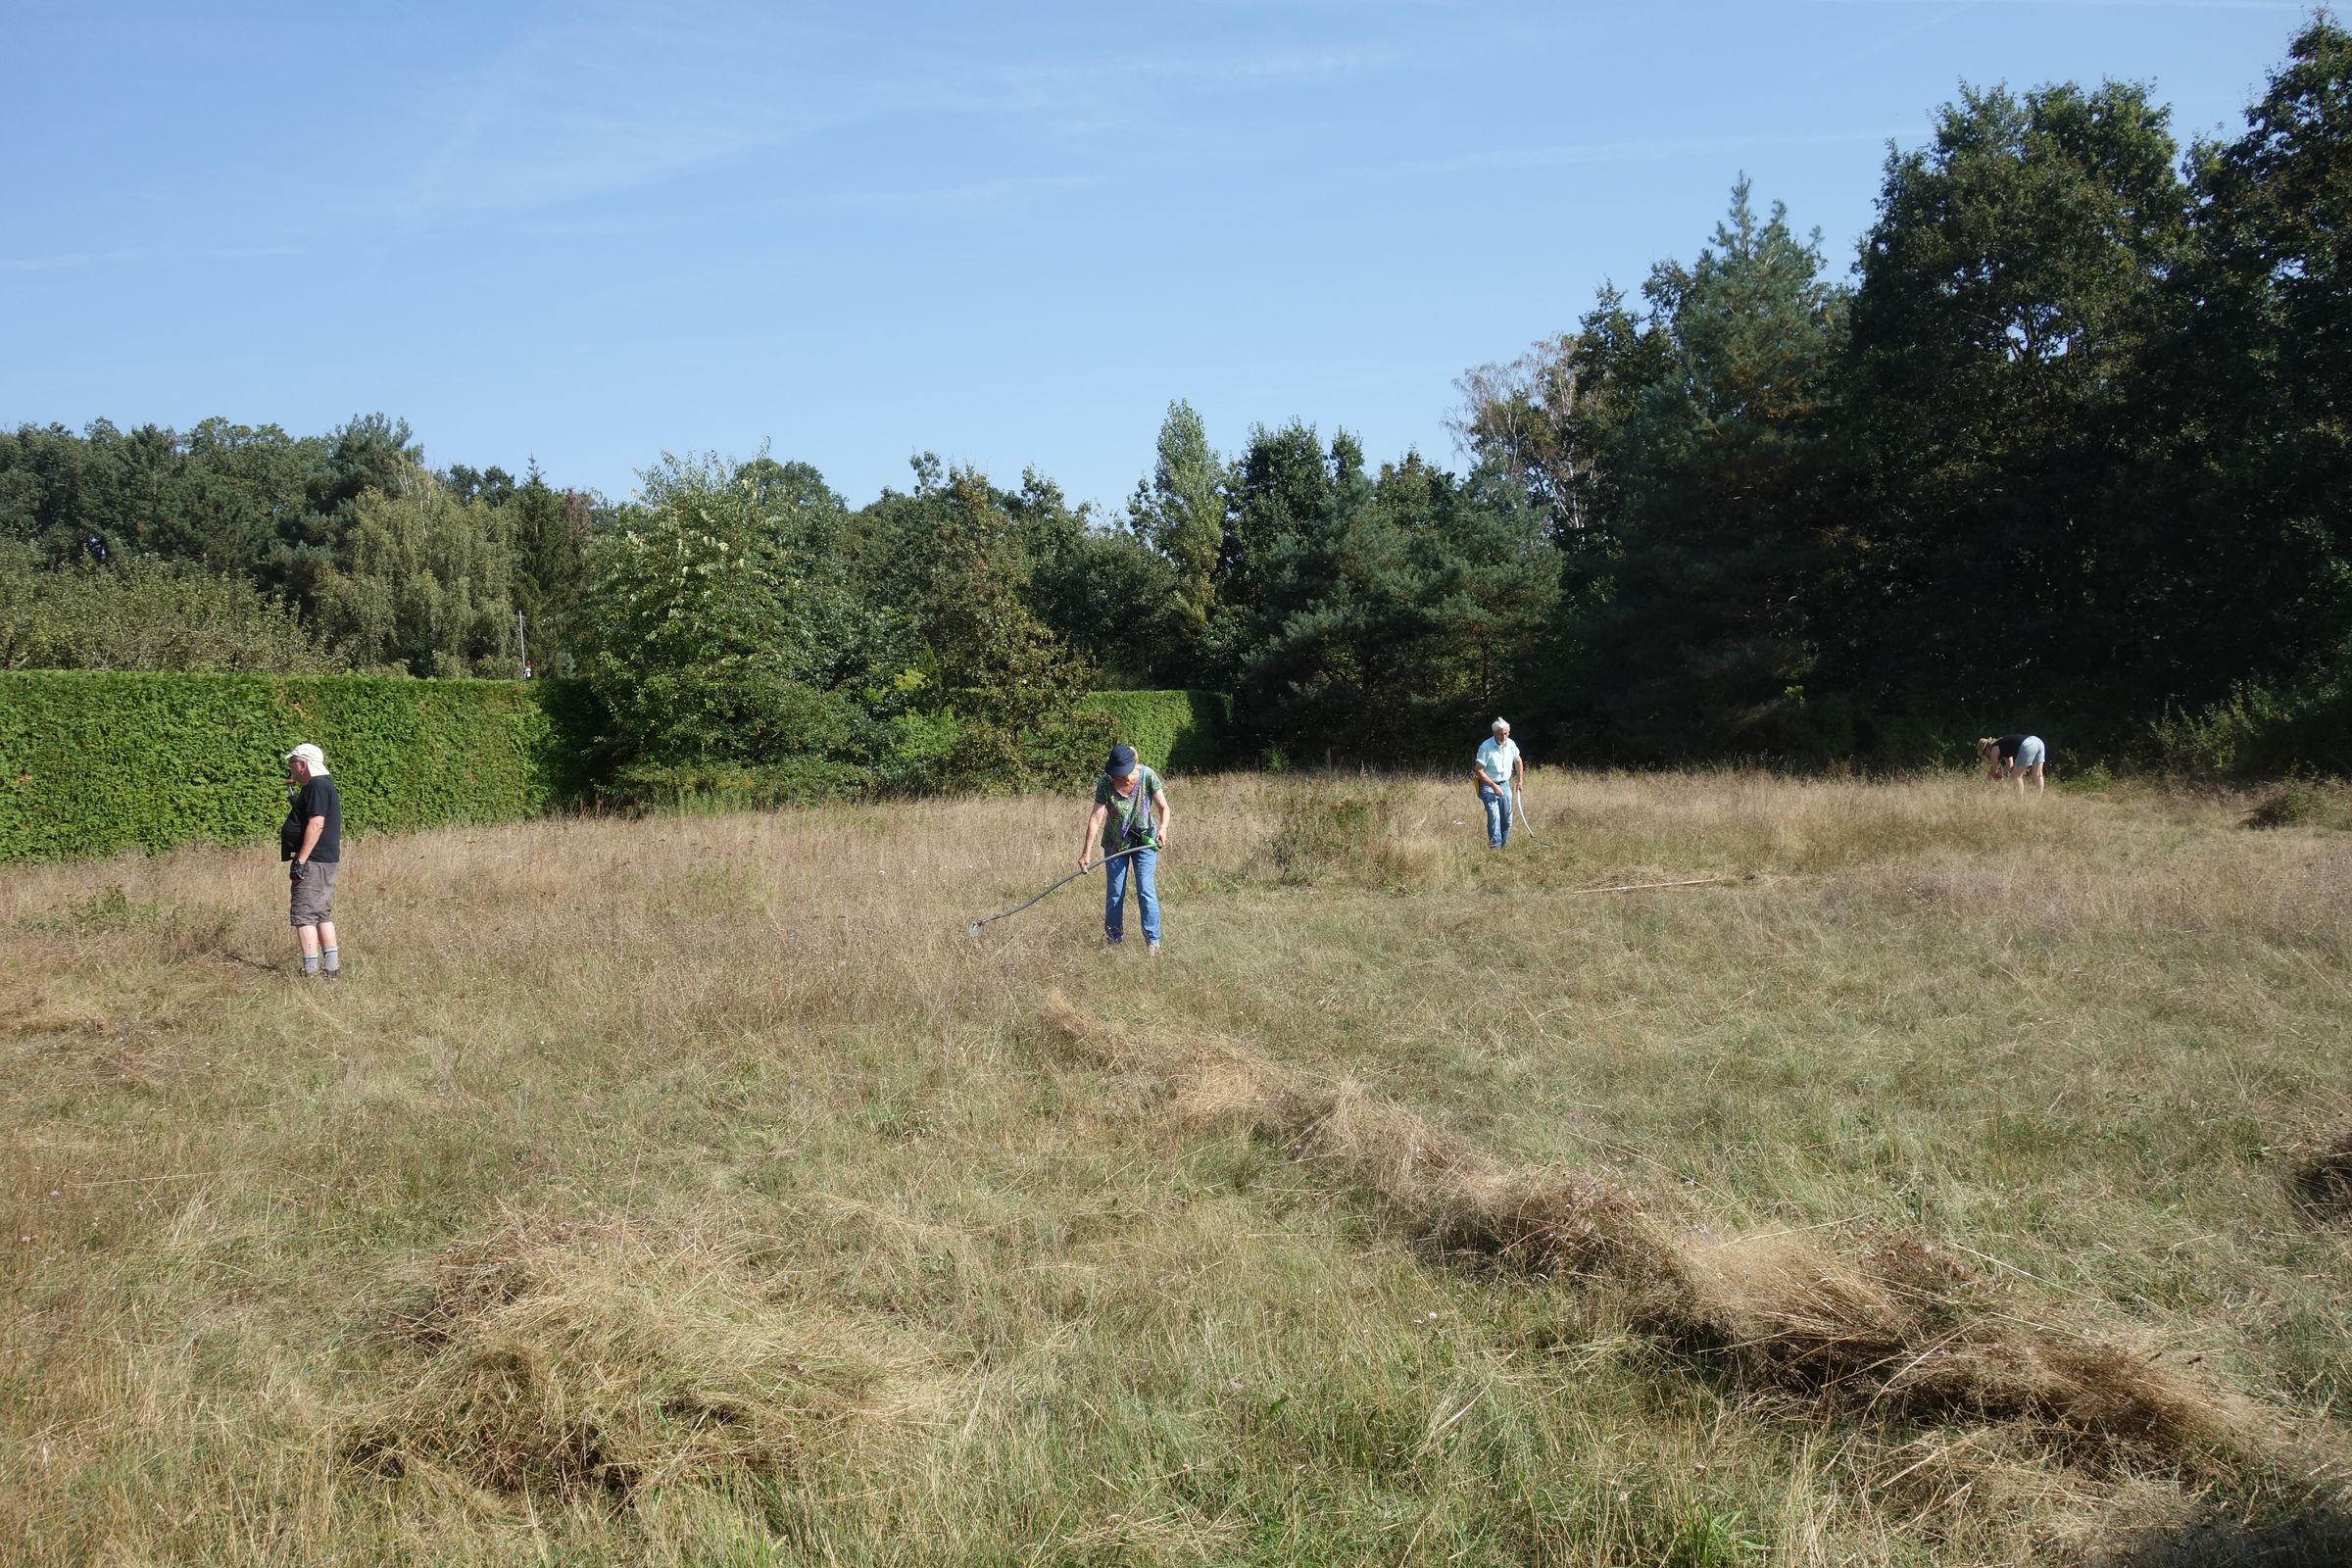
[280,743,343,977]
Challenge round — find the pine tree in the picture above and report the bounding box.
[1560,180,1845,760]
[922,469,1107,791]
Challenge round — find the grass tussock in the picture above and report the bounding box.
[2244,779,2352,832]
[1262,776,1450,887]
[347,1213,928,1504]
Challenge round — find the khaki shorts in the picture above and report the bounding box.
[288,860,339,927]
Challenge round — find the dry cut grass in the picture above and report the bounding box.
[345,1212,939,1504]
[1039,994,2276,1475]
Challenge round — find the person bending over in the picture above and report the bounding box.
[1079,744,1171,953]
[1978,733,2047,796]
[280,743,343,976]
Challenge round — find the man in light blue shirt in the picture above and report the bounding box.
[1472,717,1523,849]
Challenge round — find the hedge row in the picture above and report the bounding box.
[0,674,1234,861]
[1081,689,1233,774]
[0,671,573,861]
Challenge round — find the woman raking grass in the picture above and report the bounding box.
[1078,744,1172,953]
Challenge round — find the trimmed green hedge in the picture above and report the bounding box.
[0,671,575,861]
[0,675,1231,861]
[1082,689,1232,773]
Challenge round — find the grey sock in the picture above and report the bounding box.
[301,954,319,975]
[321,947,339,973]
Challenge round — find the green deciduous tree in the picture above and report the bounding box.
[1451,335,1591,543]
[1011,467,1179,688]
[1837,81,2189,747]
[1127,400,1225,667]
[314,466,519,677]
[0,543,342,673]
[2153,18,2352,712]
[577,453,927,800]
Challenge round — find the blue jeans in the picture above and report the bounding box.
[1480,783,1511,848]
[1104,848,1160,945]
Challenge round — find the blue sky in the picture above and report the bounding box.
[0,0,2310,514]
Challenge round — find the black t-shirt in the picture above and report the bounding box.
[279,776,342,862]
[1995,734,2027,763]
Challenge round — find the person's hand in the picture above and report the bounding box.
[291,859,309,880]
[1077,854,1092,873]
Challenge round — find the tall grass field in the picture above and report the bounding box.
[3,772,2347,1565]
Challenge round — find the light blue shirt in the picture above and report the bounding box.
[1476,736,1520,789]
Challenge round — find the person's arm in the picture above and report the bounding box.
[1080,804,1107,870]
[295,813,324,868]
[1150,785,1171,847]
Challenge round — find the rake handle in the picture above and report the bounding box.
[967,844,1152,936]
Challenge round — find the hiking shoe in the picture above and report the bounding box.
[1147,941,1161,956]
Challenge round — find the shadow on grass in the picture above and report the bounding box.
[2291,1130,2352,1225]
[2098,1494,2352,1567]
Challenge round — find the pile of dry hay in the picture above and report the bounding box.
[1037,993,2273,1474]
[345,1214,927,1503]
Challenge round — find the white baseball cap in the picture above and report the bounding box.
[284,743,328,772]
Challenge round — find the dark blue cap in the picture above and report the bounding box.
[1106,744,1139,778]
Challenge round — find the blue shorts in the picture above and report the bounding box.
[2014,736,2045,769]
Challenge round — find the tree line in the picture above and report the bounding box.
[5,20,2347,782]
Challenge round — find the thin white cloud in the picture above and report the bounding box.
[2,244,301,273]
[1397,129,1902,175]
[393,2,849,221]
[928,40,1397,118]
[834,174,1103,212]
[1199,44,1398,80]
[386,4,1394,223]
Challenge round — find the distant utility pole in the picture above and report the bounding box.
[515,611,531,679]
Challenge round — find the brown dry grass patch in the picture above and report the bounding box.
[1670,1231,2257,1463]
[345,1212,935,1504]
